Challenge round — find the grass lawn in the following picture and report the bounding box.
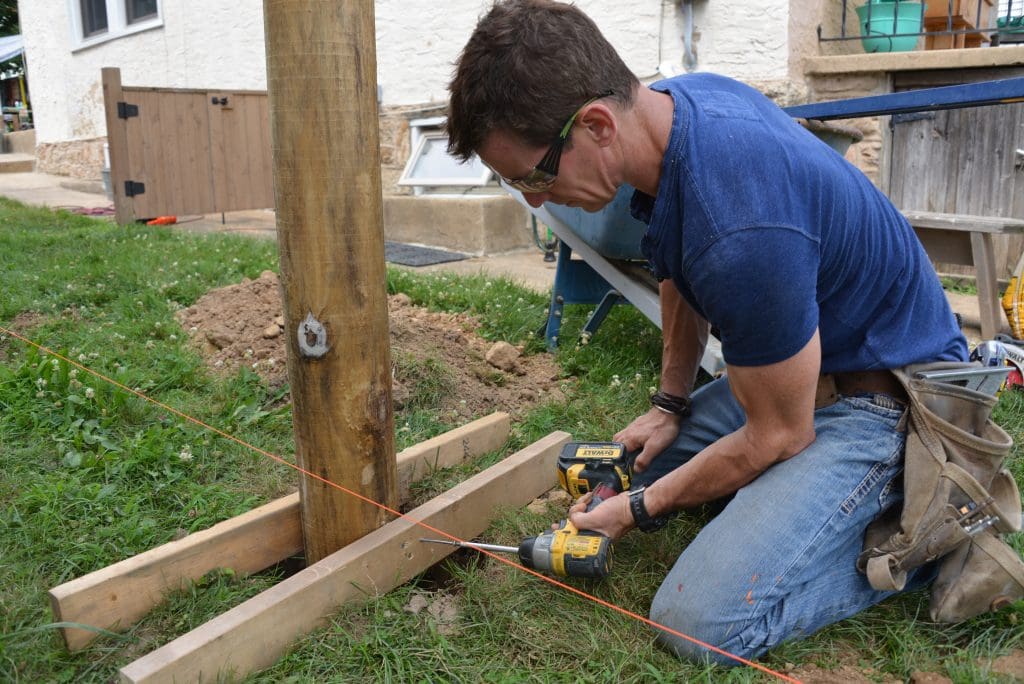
[1,199,1022,682]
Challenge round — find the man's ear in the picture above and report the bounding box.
[578,103,617,148]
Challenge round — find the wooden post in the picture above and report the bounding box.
[263,0,397,563]
[100,68,134,225]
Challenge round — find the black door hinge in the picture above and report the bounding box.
[117,101,139,119]
[890,111,936,128]
[124,180,145,197]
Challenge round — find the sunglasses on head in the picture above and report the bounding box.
[499,90,614,194]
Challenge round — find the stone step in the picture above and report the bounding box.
[0,153,35,173]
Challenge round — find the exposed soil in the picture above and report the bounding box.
[0,311,47,362]
[174,270,565,418]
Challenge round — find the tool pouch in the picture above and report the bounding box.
[856,362,1024,622]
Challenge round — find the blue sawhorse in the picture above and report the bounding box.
[543,240,626,350]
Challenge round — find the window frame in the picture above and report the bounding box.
[398,117,493,195]
[68,0,163,52]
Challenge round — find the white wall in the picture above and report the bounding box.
[22,0,791,146]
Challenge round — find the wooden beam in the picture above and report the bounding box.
[264,0,396,563]
[101,67,134,225]
[119,431,569,684]
[49,413,511,651]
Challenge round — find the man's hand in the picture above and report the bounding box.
[613,408,681,473]
[565,491,634,540]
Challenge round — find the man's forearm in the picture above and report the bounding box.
[642,423,811,514]
[659,281,709,396]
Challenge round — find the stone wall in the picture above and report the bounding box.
[805,73,891,186]
[35,138,106,180]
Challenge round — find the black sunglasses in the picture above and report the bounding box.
[499,90,614,193]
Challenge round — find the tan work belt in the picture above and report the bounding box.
[815,370,907,409]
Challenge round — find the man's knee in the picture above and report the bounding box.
[648,585,763,667]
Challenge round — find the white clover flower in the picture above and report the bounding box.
[635,373,643,382]
[36,378,47,389]
[178,446,193,462]
[169,334,178,341]
[85,387,95,399]
[154,322,161,328]
[36,390,45,398]
[52,358,61,367]
[145,340,155,349]
[648,386,658,394]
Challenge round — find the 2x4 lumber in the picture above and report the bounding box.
[50,412,511,651]
[904,210,1024,234]
[265,0,396,564]
[119,431,570,684]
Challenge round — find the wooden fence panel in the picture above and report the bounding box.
[104,68,273,223]
[208,92,274,213]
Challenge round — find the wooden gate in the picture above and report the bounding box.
[886,68,1024,278]
[102,67,274,225]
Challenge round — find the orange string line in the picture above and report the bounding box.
[0,325,800,683]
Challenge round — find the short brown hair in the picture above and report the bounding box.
[446,0,638,161]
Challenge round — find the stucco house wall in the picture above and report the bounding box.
[20,0,800,181]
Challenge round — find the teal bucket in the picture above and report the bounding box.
[856,2,922,53]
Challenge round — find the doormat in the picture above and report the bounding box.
[384,241,468,267]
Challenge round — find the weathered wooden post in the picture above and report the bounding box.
[263,0,397,563]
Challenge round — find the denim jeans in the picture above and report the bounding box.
[633,376,920,665]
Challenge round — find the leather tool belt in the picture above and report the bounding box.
[814,369,908,409]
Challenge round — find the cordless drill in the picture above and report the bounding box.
[421,442,633,579]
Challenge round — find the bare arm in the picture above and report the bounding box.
[614,281,709,470]
[573,329,821,539]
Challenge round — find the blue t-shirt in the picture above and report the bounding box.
[632,73,966,372]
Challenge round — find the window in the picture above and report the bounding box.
[81,0,108,37]
[398,117,494,195]
[126,0,158,24]
[69,0,163,50]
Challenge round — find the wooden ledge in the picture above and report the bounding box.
[805,45,1024,76]
[903,210,1024,234]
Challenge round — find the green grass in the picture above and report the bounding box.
[1,198,1022,682]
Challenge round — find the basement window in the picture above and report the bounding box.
[398,117,495,196]
[69,0,163,51]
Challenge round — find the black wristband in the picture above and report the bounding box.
[628,486,668,533]
[650,390,691,417]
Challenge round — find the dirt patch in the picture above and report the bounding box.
[0,311,47,361]
[784,663,900,684]
[988,649,1024,680]
[174,271,565,419]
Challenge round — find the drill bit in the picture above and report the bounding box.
[419,538,519,554]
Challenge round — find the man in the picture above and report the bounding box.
[447,0,967,665]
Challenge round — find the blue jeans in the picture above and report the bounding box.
[634,376,920,665]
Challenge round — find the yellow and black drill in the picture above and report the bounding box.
[421,442,633,579]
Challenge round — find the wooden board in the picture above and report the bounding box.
[49,413,511,651]
[887,69,1024,279]
[119,430,569,684]
[101,68,134,224]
